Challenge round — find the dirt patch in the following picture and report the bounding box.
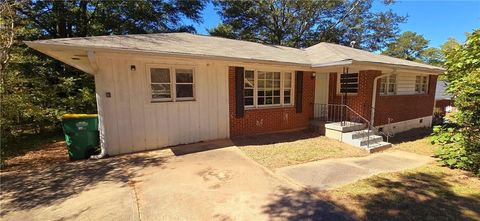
[1,141,69,172]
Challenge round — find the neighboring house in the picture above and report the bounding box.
[435,80,454,115]
[26,33,444,155]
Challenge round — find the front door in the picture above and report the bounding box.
[314,73,329,119]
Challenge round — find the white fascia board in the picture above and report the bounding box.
[24,41,312,68]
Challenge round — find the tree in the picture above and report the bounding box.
[420,47,443,66]
[432,29,480,176]
[209,0,406,50]
[441,37,461,54]
[382,31,429,61]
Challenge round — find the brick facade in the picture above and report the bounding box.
[228,66,315,137]
[328,70,381,121]
[374,75,437,125]
[328,71,438,126]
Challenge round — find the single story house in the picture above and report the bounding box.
[26,33,444,155]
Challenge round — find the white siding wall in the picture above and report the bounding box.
[395,73,429,95]
[95,53,230,155]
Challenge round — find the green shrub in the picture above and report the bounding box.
[431,126,478,175]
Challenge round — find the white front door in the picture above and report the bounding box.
[314,73,329,118]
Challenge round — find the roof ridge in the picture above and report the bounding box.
[179,32,304,51]
[318,43,350,61]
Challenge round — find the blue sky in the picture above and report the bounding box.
[185,0,480,48]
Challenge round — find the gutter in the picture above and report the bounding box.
[312,60,444,74]
[371,69,396,127]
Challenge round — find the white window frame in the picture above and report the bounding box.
[415,75,429,94]
[244,69,295,109]
[146,64,196,103]
[380,74,397,95]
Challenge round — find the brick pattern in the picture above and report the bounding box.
[328,71,381,121]
[375,75,437,125]
[228,66,315,137]
[328,71,438,126]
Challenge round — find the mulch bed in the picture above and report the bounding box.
[1,141,69,172]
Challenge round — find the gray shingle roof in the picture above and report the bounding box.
[27,32,444,72]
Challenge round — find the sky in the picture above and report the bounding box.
[184,0,480,48]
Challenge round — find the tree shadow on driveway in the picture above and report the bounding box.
[0,152,170,216]
[263,168,480,221]
[262,187,358,221]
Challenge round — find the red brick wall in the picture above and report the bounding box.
[328,70,382,121]
[328,71,438,126]
[228,66,315,137]
[374,75,437,125]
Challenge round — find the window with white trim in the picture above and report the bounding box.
[380,74,397,95]
[149,67,195,102]
[175,69,194,100]
[244,70,294,108]
[415,75,428,94]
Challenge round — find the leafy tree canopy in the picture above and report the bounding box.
[432,29,480,175]
[209,0,406,51]
[382,31,429,61]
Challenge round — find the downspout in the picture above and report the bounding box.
[370,69,396,127]
[87,50,107,160]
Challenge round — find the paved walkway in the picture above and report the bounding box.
[1,140,356,221]
[276,150,433,190]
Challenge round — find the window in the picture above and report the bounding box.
[380,74,397,95]
[415,75,428,94]
[150,68,172,101]
[149,66,195,102]
[283,72,292,104]
[175,69,194,100]
[244,70,255,106]
[243,70,294,108]
[257,71,281,105]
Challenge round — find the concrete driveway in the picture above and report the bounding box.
[0,140,356,221]
[277,150,433,190]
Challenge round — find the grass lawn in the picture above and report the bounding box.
[234,130,368,169]
[319,163,480,221]
[238,128,480,220]
[317,128,480,221]
[388,128,438,156]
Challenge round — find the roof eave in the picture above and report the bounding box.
[25,41,312,68]
[353,60,445,74]
[311,59,444,74]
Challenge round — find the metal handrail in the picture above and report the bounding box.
[313,103,392,148]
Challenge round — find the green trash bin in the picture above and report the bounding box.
[61,114,100,160]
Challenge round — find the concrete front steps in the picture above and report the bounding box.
[324,122,392,153]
